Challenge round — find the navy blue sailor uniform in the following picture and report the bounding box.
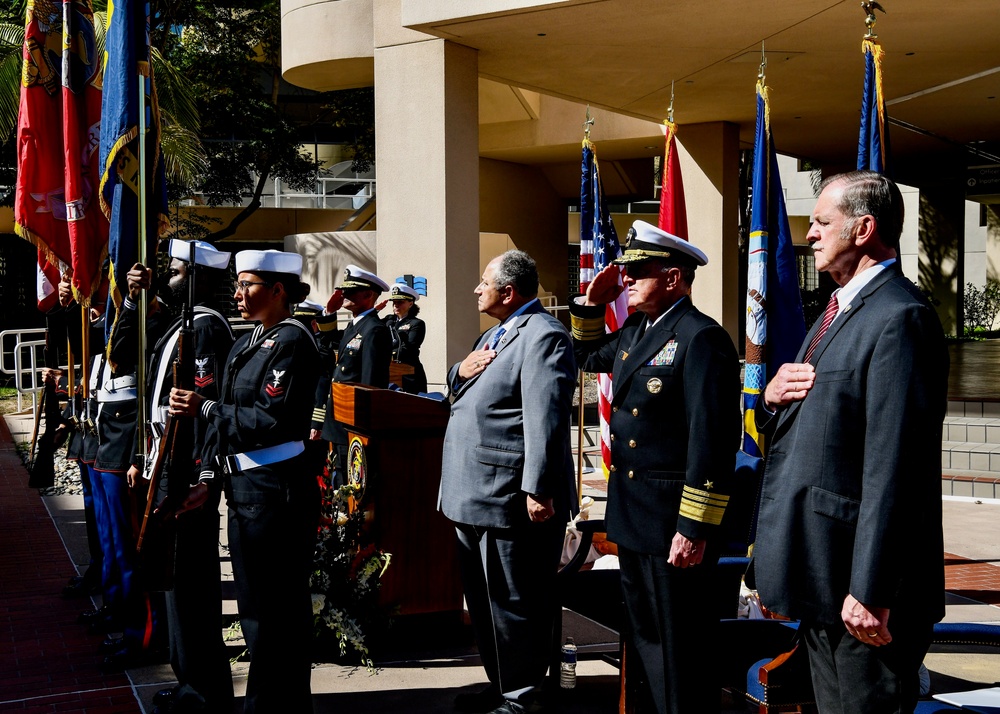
[143,304,235,711]
[570,294,740,714]
[383,313,427,393]
[310,313,342,435]
[91,296,170,650]
[319,311,390,483]
[196,317,320,714]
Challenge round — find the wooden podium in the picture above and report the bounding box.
[332,382,462,616]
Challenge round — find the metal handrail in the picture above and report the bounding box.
[0,328,47,413]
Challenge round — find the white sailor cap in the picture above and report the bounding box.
[235,249,303,277]
[387,283,419,302]
[612,219,709,267]
[335,264,390,293]
[168,239,231,270]
[293,299,325,316]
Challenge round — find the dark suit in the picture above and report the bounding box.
[439,301,576,703]
[754,265,948,712]
[571,295,740,714]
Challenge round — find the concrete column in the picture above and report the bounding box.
[374,39,480,391]
[675,122,741,342]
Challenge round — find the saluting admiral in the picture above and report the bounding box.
[380,281,427,393]
[169,249,320,714]
[571,220,740,714]
[125,239,236,714]
[315,265,391,483]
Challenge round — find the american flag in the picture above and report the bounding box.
[580,138,629,477]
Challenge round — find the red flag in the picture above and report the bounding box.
[15,0,108,308]
[36,251,60,313]
[657,121,689,239]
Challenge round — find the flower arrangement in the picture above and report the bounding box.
[310,471,391,672]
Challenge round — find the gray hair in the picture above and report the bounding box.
[821,170,904,251]
[493,250,539,298]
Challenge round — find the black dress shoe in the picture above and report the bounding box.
[100,646,161,673]
[78,605,111,625]
[455,685,504,713]
[62,577,100,599]
[100,636,125,654]
[153,687,178,706]
[486,703,528,714]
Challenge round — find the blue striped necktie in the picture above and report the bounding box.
[489,326,506,350]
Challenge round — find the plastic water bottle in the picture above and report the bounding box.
[559,636,577,689]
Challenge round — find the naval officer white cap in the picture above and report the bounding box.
[612,219,709,267]
[387,283,419,301]
[335,264,390,293]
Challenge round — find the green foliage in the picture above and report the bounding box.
[159,0,315,212]
[0,21,23,145]
[963,279,1000,338]
[322,88,375,173]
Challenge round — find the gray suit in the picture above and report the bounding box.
[439,301,576,701]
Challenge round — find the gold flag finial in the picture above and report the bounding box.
[861,1,885,39]
[583,105,594,138]
[758,42,767,83]
[667,81,675,124]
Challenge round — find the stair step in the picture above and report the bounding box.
[942,470,1000,499]
[943,421,1000,444]
[947,400,1000,419]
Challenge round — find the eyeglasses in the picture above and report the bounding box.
[234,280,271,294]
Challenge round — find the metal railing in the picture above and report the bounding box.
[0,328,47,413]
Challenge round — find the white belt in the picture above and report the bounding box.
[97,375,138,403]
[217,440,305,475]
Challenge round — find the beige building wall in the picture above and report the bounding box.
[675,122,741,342]
[373,37,480,392]
[171,206,353,244]
[480,158,568,298]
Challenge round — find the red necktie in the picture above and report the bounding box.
[803,292,840,363]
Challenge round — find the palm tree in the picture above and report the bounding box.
[0,1,206,186]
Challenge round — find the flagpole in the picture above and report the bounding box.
[577,370,585,509]
[79,306,89,408]
[136,70,148,466]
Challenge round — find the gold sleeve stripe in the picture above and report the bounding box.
[316,320,339,332]
[571,313,606,341]
[312,408,326,422]
[679,486,730,526]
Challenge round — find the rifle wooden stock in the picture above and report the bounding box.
[135,275,196,591]
[28,382,63,489]
[27,386,44,467]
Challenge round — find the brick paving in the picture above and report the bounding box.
[0,416,139,713]
[944,553,1000,606]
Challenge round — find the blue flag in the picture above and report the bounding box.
[743,83,807,458]
[99,0,168,341]
[858,39,889,173]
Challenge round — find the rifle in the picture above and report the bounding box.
[136,247,197,590]
[28,311,70,488]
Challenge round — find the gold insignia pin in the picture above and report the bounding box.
[704,480,714,490]
[647,377,662,394]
